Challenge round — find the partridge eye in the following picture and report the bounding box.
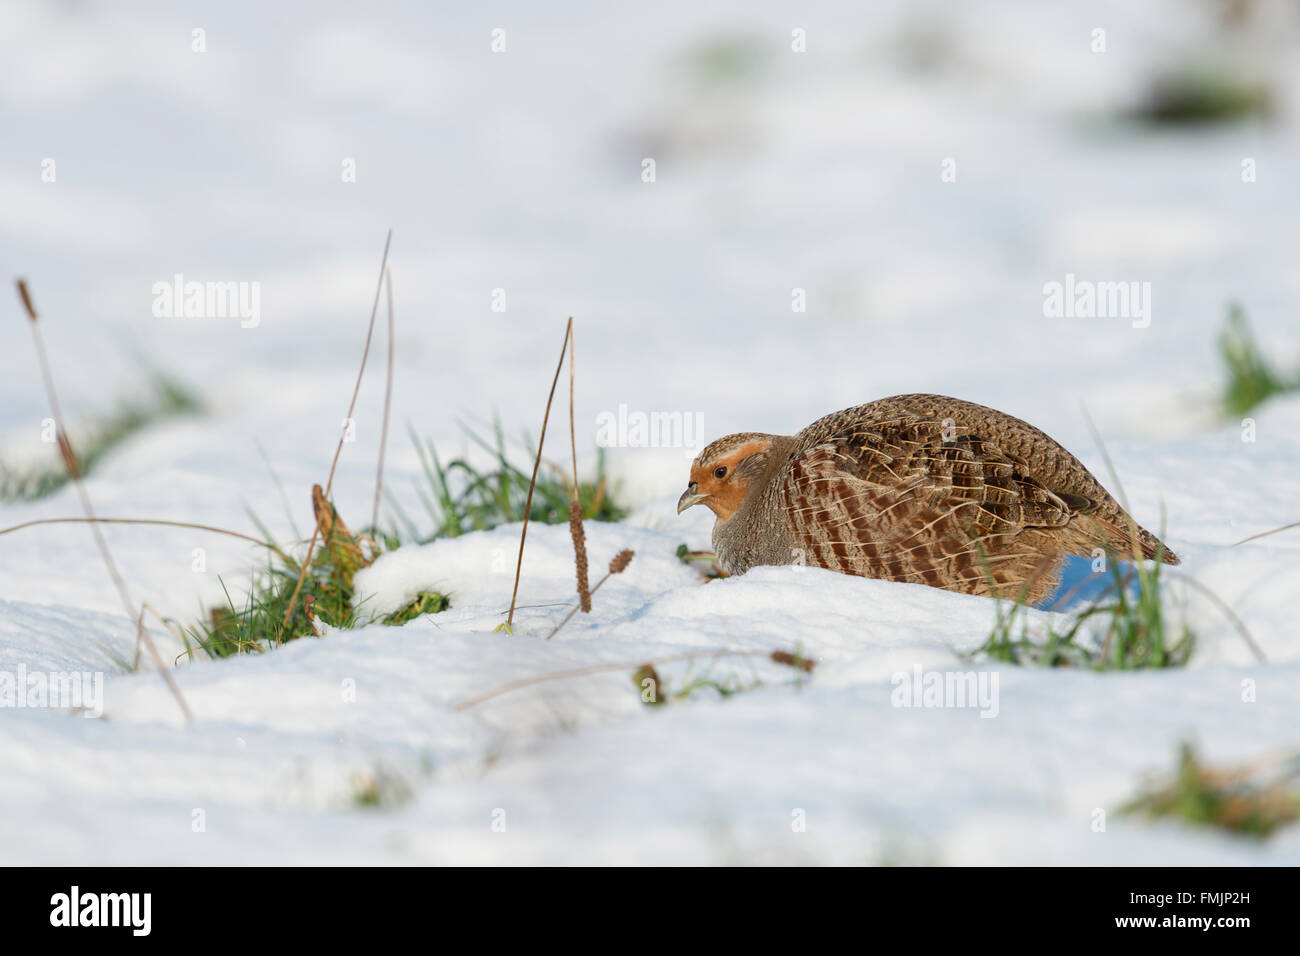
[713,466,728,479]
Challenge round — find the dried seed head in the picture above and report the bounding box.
[56,431,81,478]
[771,649,816,672]
[16,279,37,322]
[609,549,634,574]
[569,500,591,612]
[632,663,663,705]
[312,484,335,536]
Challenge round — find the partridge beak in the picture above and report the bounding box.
[677,482,708,514]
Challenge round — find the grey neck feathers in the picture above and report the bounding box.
[712,434,796,573]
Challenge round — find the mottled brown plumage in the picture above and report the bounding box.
[677,394,1179,604]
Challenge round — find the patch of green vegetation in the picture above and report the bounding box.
[1135,69,1272,126]
[676,543,728,580]
[632,664,668,706]
[636,666,759,704]
[184,420,625,659]
[349,763,414,810]
[632,656,802,706]
[684,34,767,87]
[973,548,1192,670]
[676,673,756,700]
[182,496,408,659]
[1219,304,1299,417]
[384,591,449,625]
[1120,742,1300,839]
[391,421,625,543]
[0,374,201,502]
[183,547,361,660]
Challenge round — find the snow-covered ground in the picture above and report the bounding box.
[2,0,1298,864]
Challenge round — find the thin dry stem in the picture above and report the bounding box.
[371,266,395,532]
[136,606,194,721]
[1233,521,1300,547]
[504,317,572,632]
[282,229,392,631]
[1165,568,1266,663]
[568,320,578,500]
[455,647,799,710]
[15,278,192,722]
[545,549,634,640]
[135,601,206,668]
[0,516,292,563]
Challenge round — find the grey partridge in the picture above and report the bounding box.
[677,394,1178,604]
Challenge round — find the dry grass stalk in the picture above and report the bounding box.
[544,548,636,640]
[371,266,395,532]
[1234,520,1300,546]
[455,644,815,710]
[502,317,572,633]
[1165,567,1265,663]
[1122,743,1300,837]
[0,516,294,563]
[14,278,192,722]
[282,230,392,631]
[56,432,81,477]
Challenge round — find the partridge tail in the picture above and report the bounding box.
[1091,514,1181,565]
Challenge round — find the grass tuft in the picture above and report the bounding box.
[402,421,625,541]
[1219,303,1298,417]
[0,374,201,502]
[633,658,761,704]
[349,763,414,810]
[183,491,415,658]
[676,544,728,580]
[1121,742,1300,839]
[1134,69,1272,126]
[384,591,449,625]
[684,34,767,86]
[185,415,627,657]
[974,550,1192,670]
[633,649,814,705]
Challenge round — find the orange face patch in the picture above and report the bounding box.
[688,440,772,521]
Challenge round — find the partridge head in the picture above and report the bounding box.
[677,433,783,522]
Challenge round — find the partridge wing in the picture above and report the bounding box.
[778,414,1077,591]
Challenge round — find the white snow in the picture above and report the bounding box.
[1,0,1299,864]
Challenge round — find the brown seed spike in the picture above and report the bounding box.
[569,500,591,612]
[16,279,37,321]
[771,650,816,672]
[632,664,664,705]
[56,430,81,478]
[609,549,634,574]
